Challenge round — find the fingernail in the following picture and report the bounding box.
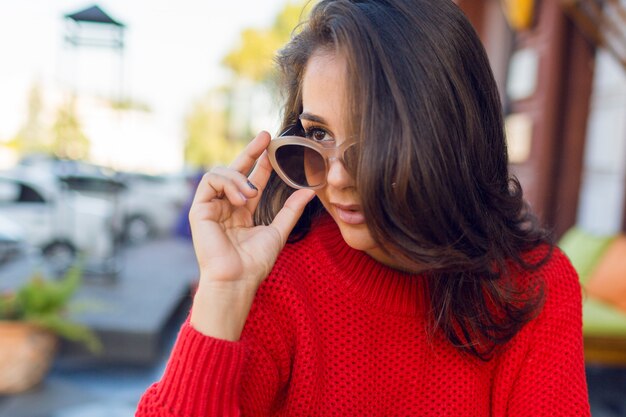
[247,180,258,191]
[239,192,248,202]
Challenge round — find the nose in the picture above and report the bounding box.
[326,157,353,189]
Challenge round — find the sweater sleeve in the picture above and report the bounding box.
[135,281,293,417]
[503,250,591,417]
[135,320,247,417]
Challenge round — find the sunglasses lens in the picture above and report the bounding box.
[275,144,325,188]
[304,147,326,186]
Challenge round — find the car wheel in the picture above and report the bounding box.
[124,215,154,245]
[42,241,77,272]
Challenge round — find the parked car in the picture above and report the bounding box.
[117,173,190,244]
[10,156,191,245]
[0,173,117,271]
[0,214,26,265]
[59,172,190,245]
[0,214,49,290]
[17,153,115,179]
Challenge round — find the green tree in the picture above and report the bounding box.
[184,92,245,168]
[184,1,313,168]
[51,97,90,160]
[222,1,313,83]
[9,83,48,153]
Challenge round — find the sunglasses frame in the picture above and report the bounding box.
[267,135,358,190]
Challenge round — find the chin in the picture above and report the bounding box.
[334,221,379,253]
[329,212,404,268]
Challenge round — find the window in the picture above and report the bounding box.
[18,184,45,203]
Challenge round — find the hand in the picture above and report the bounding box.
[188,131,316,292]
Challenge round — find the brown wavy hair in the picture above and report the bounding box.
[255,0,551,360]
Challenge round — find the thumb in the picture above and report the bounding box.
[270,189,316,245]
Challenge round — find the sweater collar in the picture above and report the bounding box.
[308,213,427,317]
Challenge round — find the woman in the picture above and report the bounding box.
[136,0,590,415]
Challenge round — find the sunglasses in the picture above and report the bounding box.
[267,123,360,190]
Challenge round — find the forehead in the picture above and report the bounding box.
[301,50,348,133]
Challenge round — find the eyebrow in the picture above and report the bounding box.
[299,112,329,125]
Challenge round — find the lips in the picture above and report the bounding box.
[332,203,365,225]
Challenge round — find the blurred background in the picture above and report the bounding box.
[0,0,625,416]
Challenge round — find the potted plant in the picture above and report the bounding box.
[0,265,101,394]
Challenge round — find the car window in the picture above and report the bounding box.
[18,184,45,203]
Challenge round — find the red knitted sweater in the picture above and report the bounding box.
[136,214,590,416]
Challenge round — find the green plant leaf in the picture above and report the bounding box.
[6,263,101,352]
[0,292,19,319]
[26,314,103,354]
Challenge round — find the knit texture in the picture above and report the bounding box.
[136,214,591,416]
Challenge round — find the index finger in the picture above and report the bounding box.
[229,131,271,175]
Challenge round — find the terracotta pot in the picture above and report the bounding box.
[0,321,58,394]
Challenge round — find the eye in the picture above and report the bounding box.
[304,126,334,142]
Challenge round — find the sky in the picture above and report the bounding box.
[0,0,293,168]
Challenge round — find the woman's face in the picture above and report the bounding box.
[301,50,398,267]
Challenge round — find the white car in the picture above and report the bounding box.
[0,214,26,265]
[0,173,117,271]
[60,172,191,244]
[118,173,190,244]
[10,157,192,245]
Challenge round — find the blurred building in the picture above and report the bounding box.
[457,0,626,238]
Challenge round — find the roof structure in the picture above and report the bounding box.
[62,4,126,99]
[65,5,125,27]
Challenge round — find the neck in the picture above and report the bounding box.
[365,246,423,274]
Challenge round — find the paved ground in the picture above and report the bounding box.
[1,238,626,416]
[0,237,196,416]
[587,365,626,416]
[1,237,199,365]
[0,288,190,417]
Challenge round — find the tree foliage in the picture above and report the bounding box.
[184,1,313,168]
[51,97,91,160]
[9,83,48,153]
[183,93,245,168]
[222,1,313,83]
[9,86,92,161]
